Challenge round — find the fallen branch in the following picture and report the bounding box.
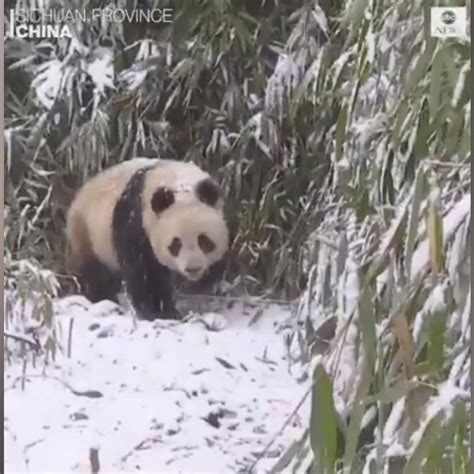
[7,373,103,398]
[4,331,41,352]
[245,385,312,473]
[89,447,100,474]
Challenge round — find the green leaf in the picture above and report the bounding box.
[426,176,444,278]
[403,412,444,474]
[335,104,348,162]
[424,436,444,473]
[367,191,411,282]
[343,359,372,472]
[452,403,470,474]
[457,118,471,161]
[405,398,468,474]
[237,10,260,27]
[429,45,448,117]
[332,51,353,93]
[358,282,376,371]
[452,61,471,109]
[405,40,437,94]
[392,98,411,150]
[310,363,338,474]
[427,310,447,376]
[445,109,465,156]
[405,166,426,283]
[232,16,250,54]
[344,0,370,33]
[411,98,430,163]
[365,378,420,405]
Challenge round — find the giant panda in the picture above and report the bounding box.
[66,158,229,320]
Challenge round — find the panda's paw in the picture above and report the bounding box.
[135,311,155,322]
[161,306,183,320]
[133,301,182,321]
[132,305,160,322]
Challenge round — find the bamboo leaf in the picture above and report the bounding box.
[392,312,415,380]
[411,98,430,164]
[310,363,338,474]
[344,0,370,33]
[392,99,411,150]
[343,359,372,472]
[358,282,376,371]
[451,61,471,109]
[428,47,446,117]
[365,378,420,405]
[457,119,471,161]
[405,166,426,283]
[405,40,437,94]
[427,310,446,376]
[335,104,348,162]
[445,109,465,156]
[367,191,411,281]
[426,176,444,278]
[403,412,444,474]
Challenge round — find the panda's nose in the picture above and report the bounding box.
[185,266,202,277]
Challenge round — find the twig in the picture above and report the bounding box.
[3,331,41,352]
[23,437,46,460]
[245,385,312,473]
[5,425,29,471]
[89,447,100,474]
[248,308,265,326]
[7,373,103,398]
[425,159,470,168]
[120,436,163,463]
[67,317,74,358]
[21,357,27,391]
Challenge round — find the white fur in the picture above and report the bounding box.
[147,202,229,281]
[66,158,228,281]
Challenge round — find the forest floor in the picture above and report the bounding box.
[5,295,310,473]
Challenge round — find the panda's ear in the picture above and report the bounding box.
[151,187,175,214]
[196,178,221,208]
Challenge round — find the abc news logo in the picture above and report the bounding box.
[441,10,456,25]
[431,7,468,38]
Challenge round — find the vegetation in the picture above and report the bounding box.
[4,0,470,472]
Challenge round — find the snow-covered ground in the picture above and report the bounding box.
[5,296,311,473]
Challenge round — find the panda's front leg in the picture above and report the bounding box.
[121,263,181,321]
[148,265,182,320]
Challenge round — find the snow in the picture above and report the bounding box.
[412,282,447,344]
[135,40,160,61]
[4,297,310,473]
[410,193,471,279]
[31,60,65,110]
[264,54,301,121]
[85,48,115,96]
[119,69,148,91]
[407,380,470,458]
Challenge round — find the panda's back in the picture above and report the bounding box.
[67,158,160,270]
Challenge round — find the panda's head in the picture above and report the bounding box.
[147,185,229,281]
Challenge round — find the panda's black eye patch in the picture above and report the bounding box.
[198,233,216,254]
[168,237,182,257]
[196,178,221,208]
[151,187,175,215]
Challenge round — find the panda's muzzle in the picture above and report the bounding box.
[184,266,203,279]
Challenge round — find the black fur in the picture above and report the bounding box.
[112,168,180,321]
[196,178,221,207]
[78,259,122,304]
[151,186,175,214]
